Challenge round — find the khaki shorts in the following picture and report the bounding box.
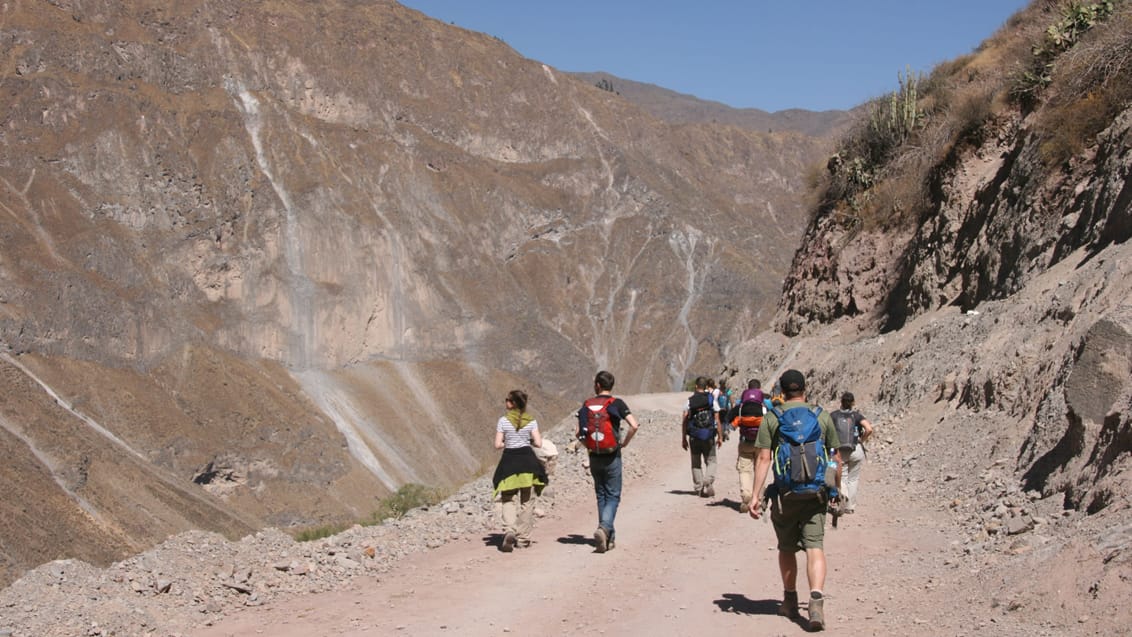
[771,495,827,552]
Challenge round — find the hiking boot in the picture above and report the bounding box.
[703,484,715,498]
[778,590,799,619]
[593,527,608,553]
[607,536,615,551]
[739,501,750,514]
[501,532,516,553]
[808,594,825,631]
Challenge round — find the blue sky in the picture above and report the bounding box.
[397,1,1032,112]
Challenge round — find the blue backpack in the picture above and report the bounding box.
[766,403,837,500]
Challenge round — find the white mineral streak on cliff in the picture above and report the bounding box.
[0,171,64,264]
[295,369,417,490]
[390,361,479,469]
[0,412,106,522]
[667,228,705,389]
[1,353,148,464]
[227,78,316,370]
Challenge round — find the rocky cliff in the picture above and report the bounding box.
[0,0,841,584]
[726,0,1132,625]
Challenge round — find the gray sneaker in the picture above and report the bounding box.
[593,527,608,553]
[808,595,825,631]
[501,532,516,553]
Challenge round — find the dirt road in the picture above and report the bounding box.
[193,393,1038,637]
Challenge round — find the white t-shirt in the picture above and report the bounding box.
[497,415,540,449]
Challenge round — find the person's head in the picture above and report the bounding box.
[747,379,761,390]
[594,370,615,392]
[779,369,806,399]
[707,378,717,390]
[505,389,528,412]
[694,376,708,390]
[719,379,728,391]
[840,391,855,410]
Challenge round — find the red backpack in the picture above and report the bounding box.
[578,395,619,454]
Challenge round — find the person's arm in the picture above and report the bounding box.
[748,448,773,519]
[620,413,640,447]
[494,430,505,450]
[713,402,723,447]
[680,409,689,450]
[858,416,874,442]
[530,423,543,448]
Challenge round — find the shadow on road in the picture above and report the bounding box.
[665,489,701,496]
[555,533,593,547]
[707,498,743,511]
[714,594,781,616]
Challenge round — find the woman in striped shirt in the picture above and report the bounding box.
[491,389,548,552]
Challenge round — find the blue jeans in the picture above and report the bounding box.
[589,452,623,540]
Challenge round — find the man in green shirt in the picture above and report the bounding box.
[749,369,841,632]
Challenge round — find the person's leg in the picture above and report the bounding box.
[771,499,803,618]
[798,499,829,629]
[499,489,519,551]
[600,454,623,540]
[704,441,718,487]
[515,486,534,545]
[690,442,705,492]
[500,489,518,534]
[844,445,866,511]
[805,547,827,592]
[736,444,755,511]
[589,456,608,529]
[777,550,800,618]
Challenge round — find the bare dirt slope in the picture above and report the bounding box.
[192,393,1104,637]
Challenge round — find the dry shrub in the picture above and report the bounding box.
[1037,3,1132,165]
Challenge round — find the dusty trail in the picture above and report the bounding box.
[193,394,999,637]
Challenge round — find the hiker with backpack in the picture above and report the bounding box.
[717,378,733,442]
[733,378,766,513]
[491,389,548,552]
[575,370,640,553]
[830,392,874,515]
[748,369,842,632]
[681,376,723,498]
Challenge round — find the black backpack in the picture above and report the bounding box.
[831,409,859,452]
[686,392,715,440]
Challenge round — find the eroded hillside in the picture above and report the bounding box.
[726,0,1132,626]
[0,0,842,584]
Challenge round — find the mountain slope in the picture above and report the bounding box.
[0,0,836,584]
[725,0,1132,628]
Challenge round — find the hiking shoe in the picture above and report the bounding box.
[607,537,615,551]
[501,532,516,553]
[808,595,825,631]
[778,591,799,619]
[739,501,750,514]
[593,527,608,553]
[703,484,715,498]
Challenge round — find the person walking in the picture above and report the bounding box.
[749,369,842,631]
[733,378,766,513]
[830,392,874,514]
[576,370,640,553]
[491,389,547,552]
[681,376,722,498]
[717,378,733,442]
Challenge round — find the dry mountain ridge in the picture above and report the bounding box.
[572,70,854,137]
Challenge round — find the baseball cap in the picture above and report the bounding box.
[780,369,805,391]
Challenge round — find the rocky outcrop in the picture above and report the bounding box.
[726,10,1132,631]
